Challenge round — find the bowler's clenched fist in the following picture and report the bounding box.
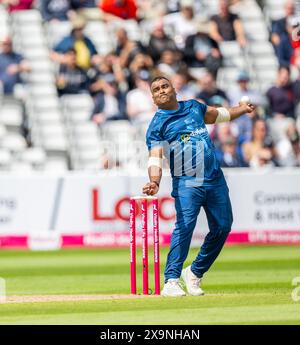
[142,182,159,196]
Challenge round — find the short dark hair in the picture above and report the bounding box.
[150,76,170,86]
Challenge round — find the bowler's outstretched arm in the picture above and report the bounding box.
[204,102,256,124]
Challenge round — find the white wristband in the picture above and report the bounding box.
[148,157,163,169]
[216,107,231,123]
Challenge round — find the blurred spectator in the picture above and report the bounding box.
[0,0,33,12]
[71,0,96,11]
[114,28,144,68]
[184,21,222,76]
[138,0,166,20]
[70,0,102,21]
[164,0,204,14]
[127,52,153,89]
[91,73,127,125]
[242,119,278,168]
[292,59,300,133]
[210,0,246,47]
[208,95,228,108]
[293,38,300,68]
[126,70,156,124]
[227,72,266,144]
[271,0,295,67]
[295,0,300,15]
[218,135,248,167]
[71,0,96,9]
[51,16,98,70]
[40,0,72,21]
[0,37,30,95]
[291,56,300,105]
[235,99,262,146]
[196,72,228,104]
[214,121,235,144]
[209,91,251,146]
[165,0,180,13]
[276,122,300,166]
[56,48,90,96]
[89,53,128,95]
[213,120,238,151]
[157,49,186,78]
[128,53,153,78]
[171,72,197,100]
[228,71,266,107]
[288,17,300,65]
[99,0,137,21]
[266,66,295,118]
[148,21,177,63]
[163,0,198,50]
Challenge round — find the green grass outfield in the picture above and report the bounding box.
[0,245,299,325]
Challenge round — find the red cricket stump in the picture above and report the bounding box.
[141,198,148,295]
[130,196,161,295]
[153,198,160,295]
[129,198,136,294]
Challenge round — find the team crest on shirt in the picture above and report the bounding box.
[181,127,207,143]
[180,134,191,143]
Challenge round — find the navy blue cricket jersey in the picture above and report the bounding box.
[146,99,225,189]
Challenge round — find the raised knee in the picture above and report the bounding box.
[223,214,233,233]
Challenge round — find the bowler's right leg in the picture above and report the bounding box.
[164,186,204,281]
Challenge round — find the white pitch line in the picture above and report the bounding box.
[3,294,161,304]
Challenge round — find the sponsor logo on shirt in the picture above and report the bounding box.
[190,127,207,137]
[180,127,207,142]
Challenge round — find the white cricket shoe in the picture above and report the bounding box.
[161,279,186,297]
[181,266,204,296]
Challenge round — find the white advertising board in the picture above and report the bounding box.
[0,169,299,248]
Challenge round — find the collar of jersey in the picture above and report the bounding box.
[157,101,184,115]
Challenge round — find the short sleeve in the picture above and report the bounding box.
[194,100,207,118]
[272,18,286,35]
[146,117,163,151]
[54,37,70,53]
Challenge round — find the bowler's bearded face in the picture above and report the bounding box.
[151,79,176,107]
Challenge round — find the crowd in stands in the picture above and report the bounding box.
[0,36,30,94]
[0,0,300,169]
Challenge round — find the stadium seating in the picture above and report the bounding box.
[0,0,299,172]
